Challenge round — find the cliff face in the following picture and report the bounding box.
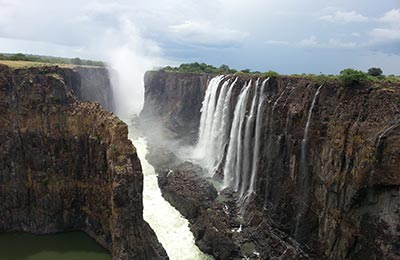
[0,65,167,260]
[142,71,400,260]
[76,67,115,112]
[140,71,210,141]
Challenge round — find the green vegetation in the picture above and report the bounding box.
[161,63,400,88]
[367,67,383,77]
[117,119,125,126]
[0,53,105,67]
[339,68,369,87]
[162,62,281,78]
[162,62,237,74]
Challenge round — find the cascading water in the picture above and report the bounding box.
[248,79,268,195]
[294,85,323,239]
[301,85,323,165]
[233,81,252,192]
[131,136,212,260]
[195,75,226,173]
[239,79,260,197]
[223,81,252,189]
[196,76,274,200]
[263,85,289,202]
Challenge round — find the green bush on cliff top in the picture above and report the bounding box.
[162,62,281,76]
[339,68,368,87]
[161,63,399,87]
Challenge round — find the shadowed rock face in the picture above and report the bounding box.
[140,71,210,143]
[76,67,115,112]
[0,65,167,260]
[141,71,400,260]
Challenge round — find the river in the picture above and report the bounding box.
[131,136,212,260]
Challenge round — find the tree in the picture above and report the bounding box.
[219,64,230,71]
[262,70,279,77]
[9,53,28,61]
[339,68,368,87]
[367,67,383,77]
[71,57,82,65]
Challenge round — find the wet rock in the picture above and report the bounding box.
[142,70,400,259]
[158,162,217,219]
[0,65,167,260]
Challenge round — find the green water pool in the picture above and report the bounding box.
[0,232,111,260]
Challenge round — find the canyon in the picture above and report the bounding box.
[1,63,399,260]
[0,64,167,260]
[140,70,400,260]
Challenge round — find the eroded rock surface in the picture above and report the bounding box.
[141,71,400,260]
[0,65,167,260]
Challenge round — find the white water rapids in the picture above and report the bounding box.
[130,136,212,260]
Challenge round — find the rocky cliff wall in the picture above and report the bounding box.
[140,71,210,142]
[142,71,400,260]
[76,67,115,112]
[0,65,167,260]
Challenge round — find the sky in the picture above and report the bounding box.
[0,0,399,74]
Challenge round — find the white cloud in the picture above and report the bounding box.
[266,35,357,49]
[379,9,400,26]
[368,9,400,54]
[0,0,398,74]
[320,11,368,24]
[264,40,290,45]
[369,28,400,41]
[300,36,319,47]
[168,20,248,47]
[327,39,357,48]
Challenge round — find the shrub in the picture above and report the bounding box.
[9,53,29,61]
[339,68,368,87]
[261,70,279,78]
[71,57,82,65]
[367,67,383,77]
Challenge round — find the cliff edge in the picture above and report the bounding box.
[141,71,400,260]
[0,65,167,260]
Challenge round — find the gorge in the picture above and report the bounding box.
[0,62,399,260]
[0,64,167,260]
[140,70,400,260]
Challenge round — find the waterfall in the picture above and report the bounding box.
[248,79,268,195]
[195,75,225,171]
[223,81,252,189]
[301,85,323,159]
[375,120,400,163]
[214,78,237,170]
[263,85,288,202]
[195,76,288,203]
[239,79,260,197]
[233,81,252,191]
[295,85,323,239]
[207,79,231,170]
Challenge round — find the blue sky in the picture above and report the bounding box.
[0,0,399,74]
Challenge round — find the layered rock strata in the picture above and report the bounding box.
[141,71,400,260]
[0,65,167,260]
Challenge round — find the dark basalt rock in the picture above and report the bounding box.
[158,162,217,220]
[156,163,311,260]
[0,65,167,260]
[142,71,400,260]
[140,71,210,143]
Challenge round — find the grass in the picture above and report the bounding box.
[0,60,106,69]
[0,60,73,69]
